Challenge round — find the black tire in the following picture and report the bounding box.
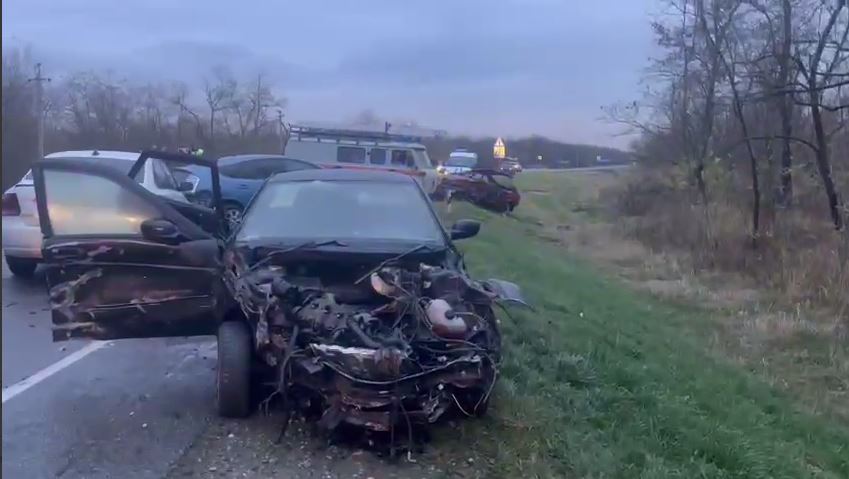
[5,256,37,278]
[217,321,252,418]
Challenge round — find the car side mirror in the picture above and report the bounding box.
[178,181,194,192]
[141,218,183,244]
[450,219,481,240]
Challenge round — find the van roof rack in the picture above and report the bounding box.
[289,124,443,144]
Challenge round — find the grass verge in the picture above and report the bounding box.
[431,172,849,478]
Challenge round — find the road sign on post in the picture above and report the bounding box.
[493,137,506,159]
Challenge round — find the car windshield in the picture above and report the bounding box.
[237,180,444,245]
[446,156,477,168]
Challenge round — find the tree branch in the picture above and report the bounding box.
[720,135,820,155]
[794,99,849,112]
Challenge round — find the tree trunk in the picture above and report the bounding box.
[778,0,793,206]
[811,100,843,230]
[806,1,846,230]
[209,110,216,148]
[732,92,760,247]
[711,1,760,246]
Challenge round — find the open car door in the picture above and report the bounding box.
[33,151,227,342]
[128,150,228,236]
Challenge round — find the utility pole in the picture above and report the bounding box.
[277,109,288,154]
[28,63,51,160]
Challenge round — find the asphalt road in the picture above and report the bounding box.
[0,260,449,478]
[1,258,218,479]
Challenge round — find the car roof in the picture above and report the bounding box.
[45,150,139,162]
[268,168,415,183]
[218,154,307,162]
[288,138,427,149]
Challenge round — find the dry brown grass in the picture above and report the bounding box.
[513,169,849,422]
[611,167,849,315]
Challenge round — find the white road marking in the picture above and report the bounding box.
[2,341,110,403]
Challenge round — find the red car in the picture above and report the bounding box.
[435,169,520,213]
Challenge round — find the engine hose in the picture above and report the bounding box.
[346,316,409,350]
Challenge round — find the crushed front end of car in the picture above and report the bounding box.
[223,247,516,438]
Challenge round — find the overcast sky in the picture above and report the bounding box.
[2,0,656,148]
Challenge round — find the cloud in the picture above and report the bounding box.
[2,0,655,147]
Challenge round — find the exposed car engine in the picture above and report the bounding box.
[223,249,504,438]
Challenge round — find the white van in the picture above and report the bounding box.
[284,126,440,195]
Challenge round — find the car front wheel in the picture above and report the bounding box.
[5,256,37,278]
[217,321,252,418]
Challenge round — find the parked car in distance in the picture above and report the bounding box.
[172,154,319,227]
[284,125,440,195]
[500,157,523,175]
[2,150,191,277]
[438,149,478,175]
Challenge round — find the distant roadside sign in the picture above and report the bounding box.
[494,137,506,159]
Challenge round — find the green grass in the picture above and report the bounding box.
[433,172,849,479]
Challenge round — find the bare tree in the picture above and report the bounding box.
[701,0,766,245]
[247,73,285,137]
[170,81,206,146]
[3,42,298,168]
[779,0,796,205]
[1,46,38,188]
[794,0,848,229]
[204,66,236,145]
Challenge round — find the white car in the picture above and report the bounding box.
[2,150,189,277]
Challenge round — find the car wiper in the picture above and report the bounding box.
[354,243,441,284]
[248,239,348,272]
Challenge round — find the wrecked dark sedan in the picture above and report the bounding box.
[31,151,524,438]
[435,169,520,213]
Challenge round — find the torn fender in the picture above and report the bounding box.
[480,279,531,308]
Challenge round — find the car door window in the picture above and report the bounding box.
[220,158,315,180]
[43,169,160,235]
[251,158,305,178]
[369,148,387,165]
[220,159,261,179]
[282,158,317,171]
[337,146,366,164]
[257,158,292,177]
[151,158,179,190]
[391,150,414,167]
[247,159,279,179]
